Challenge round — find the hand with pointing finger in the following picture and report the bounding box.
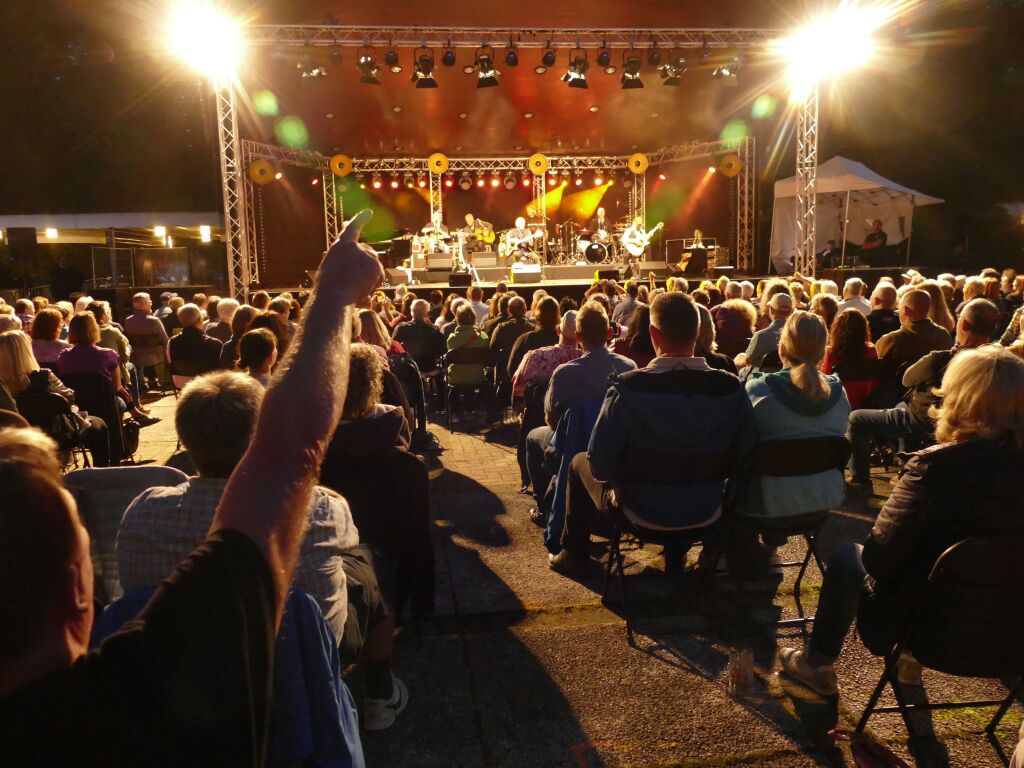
[316,209,385,303]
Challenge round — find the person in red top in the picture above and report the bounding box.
[821,308,879,409]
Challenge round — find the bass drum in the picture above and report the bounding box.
[585,242,609,264]
[576,238,591,256]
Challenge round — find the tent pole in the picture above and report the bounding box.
[905,195,915,267]
[840,190,850,269]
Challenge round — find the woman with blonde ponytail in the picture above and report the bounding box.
[740,311,851,523]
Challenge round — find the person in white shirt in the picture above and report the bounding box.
[836,277,872,316]
[467,286,490,325]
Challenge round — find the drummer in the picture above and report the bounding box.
[587,207,611,240]
[420,211,450,253]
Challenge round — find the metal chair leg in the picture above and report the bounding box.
[793,537,816,598]
[602,532,617,601]
[615,538,628,606]
[856,647,903,734]
[986,677,1024,735]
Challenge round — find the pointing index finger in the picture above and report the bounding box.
[339,209,373,243]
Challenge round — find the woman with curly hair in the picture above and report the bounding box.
[821,309,879,409]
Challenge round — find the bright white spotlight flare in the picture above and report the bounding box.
[165,0,244,83]
[775,3,895,102]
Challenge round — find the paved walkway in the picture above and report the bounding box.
[134,395,1022,767]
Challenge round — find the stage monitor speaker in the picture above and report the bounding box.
[626,261,671,279]
[385,268,408,285]
[511,266,542,284]
[7,227,37,262]
[425,252,451,269]
[470,252,498,267]
[712,265,735,277]
[426,267,450,283]
[448,272,472,287]
[475,266,509,282]
[596,268,620,281]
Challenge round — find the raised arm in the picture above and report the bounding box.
[212,210,383,626]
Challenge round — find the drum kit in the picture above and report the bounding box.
[547,219,628,265]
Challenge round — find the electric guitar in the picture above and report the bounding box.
[621,222,664,258]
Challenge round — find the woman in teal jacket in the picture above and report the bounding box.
[741,311,851,521]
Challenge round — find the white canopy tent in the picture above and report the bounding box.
[769,156,943,274]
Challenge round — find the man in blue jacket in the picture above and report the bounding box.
[551,292,755,576]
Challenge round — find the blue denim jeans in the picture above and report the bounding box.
[526,425,556,506]
[847,403,925,483]
[809,540,866,660]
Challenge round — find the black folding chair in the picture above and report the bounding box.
[59,372,127,464]
[401,337,445,409]
[443,346,494,430]
[601,449,735,611]
[727,435,852,627]
[856,536,1024,765]
[15,391,91,468]
[717,336,751,360]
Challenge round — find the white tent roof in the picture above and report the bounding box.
[773,155,944,206]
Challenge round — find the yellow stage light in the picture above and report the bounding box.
[154,225,167,238]
[165,0,244,83]
[199,225,212,242]
[775,3,892,101]
[45,228,58,239]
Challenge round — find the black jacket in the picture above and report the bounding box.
[858,438,1024,651]
[168,326,223,377]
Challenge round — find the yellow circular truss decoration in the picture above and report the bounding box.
[249,159,276,185]
[719,154,742,178]
[627,153,650,174]
[528,153,549,175]
[329,154,353,176]
[428,153,449,174]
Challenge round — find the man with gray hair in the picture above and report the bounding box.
[167,303,223,384]
[394,298,445,374]
[867,282,900,342]
[735,292,793,370]
[205,297,238,343]
[123,291,170,390]
[837,277,871,316]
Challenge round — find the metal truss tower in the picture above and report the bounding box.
[794,83,820,276]
[215,83,251,299]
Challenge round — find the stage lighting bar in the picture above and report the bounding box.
[620,51,643,89]
[659,53,686,85]
[597,46,615,74]
[385,48,402,73]
[713,55,742,81]
[357,49,380,84]
[535,47,555,74]
[411,48,437,88]
[562,49,589,89]
[474,47,499,88]
[503,174,517,190]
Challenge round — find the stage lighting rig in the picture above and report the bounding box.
[535,46,555,74]
[503,174,517,190]
[458,174,472,190]
[505,40,518,67]
[357,49,380,85]
[411,48,437,88]
[442,43,456,67]
[329,47,342,64]
[713,55,742,81]
[659,53,686,85]
[597,46,615,74]
[562,49,589,89]
[385,47,402,74]
[620,51,644,89]
[165,0,243,83]
[648,43,661,66]
[474,47,499,88]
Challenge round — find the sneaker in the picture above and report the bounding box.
[896,652,922,686]
[528,507,545,527]
[364,675,409,732]
[779,647,839,696]
[411,430,442,452]
[134,414,161,427]
[548,549,587,578]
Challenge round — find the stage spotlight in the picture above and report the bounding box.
[462,63,476,74]
[442,44,456,67]
[403,174,414,188]
[648,44,661,66]
[44,227,59,239]
[385,49,402,74]
[503,174,517,190]
[458,174,471,190]
[505,43,518,67]
[475,48,499,88]
[522,176,532,188]
[574,176,582,186]
[358,51,380,85]
[329,47,342,65]
[165,0,244,83]
[594,175,603,186]
[622,177,634,190]
[411,48,437,88]
[311,177,319,186]
[713,55,742,81]
[200,225,212,243]
[274,172,283,180]
[535,47,555,74]
[548,176,557,187]
[445,177,455,189]
[658,173,667,180]
[562,49,589,89]
[417,176,427,188]
[700,40,711,60]
[597,47,614,74]
[490,176,500,188]
[154,226,167,238]
[389,177,400,189]
[620,52,644,89]
[708,166,717,173]
[372,176,382,189]
[659,54,686,85]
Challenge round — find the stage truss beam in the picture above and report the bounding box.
[323,168,341,247]
[736,135,756,272]
[216,84,251,299]
[245,25,780,50]
[794,83,819,276]
[428,172,443,230]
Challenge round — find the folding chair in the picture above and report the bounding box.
[856,536,1024,765]
[64,465,189,604]
[601,449,735,610]
[15,391,91,468]
[401,338,445,410]
[717,336,751,360]
[443,346,494,430]
[59,372,128,463]
[728,435,852,626]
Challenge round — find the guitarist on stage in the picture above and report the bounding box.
[619,215,664,269]
[461,213,495,260]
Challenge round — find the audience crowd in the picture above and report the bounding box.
[2,223,1024,765]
